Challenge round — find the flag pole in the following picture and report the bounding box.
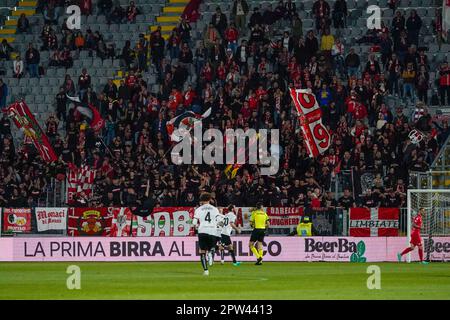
[98,136,114,159]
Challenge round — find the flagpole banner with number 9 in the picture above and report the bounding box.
[289,88,331,158]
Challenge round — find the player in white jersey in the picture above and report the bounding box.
[219,205,241,266]
[192,193,223,276]
[208,210,224,267]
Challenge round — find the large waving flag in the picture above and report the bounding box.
[3,101,58,163]
[67,94,105,132]
[166,108,211,142]
[289,88,331,158]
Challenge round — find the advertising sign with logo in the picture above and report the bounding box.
[3,236,448,262]
[2,208,32,233]
[35,208,68,232]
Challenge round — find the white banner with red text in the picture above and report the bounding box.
[1,236,449,262]
[35,208,68,232]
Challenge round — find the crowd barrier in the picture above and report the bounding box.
[1,236,449,262]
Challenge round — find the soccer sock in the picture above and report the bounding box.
[250,246,260,259]
[401,247,413,256]
[258,249,264,259]
[220,250,224,262]
[229,249,237,263]
[418,247,424,261]
[200,253,208,271]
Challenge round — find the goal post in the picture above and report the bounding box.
[407,189,450,263]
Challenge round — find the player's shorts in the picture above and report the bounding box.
[214,236,221,248]
[220,234,232,246]
[410,231,422,246]
[198,233,217,251]
[250,229,266,242]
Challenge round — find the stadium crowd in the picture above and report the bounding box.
[0,0,450,211]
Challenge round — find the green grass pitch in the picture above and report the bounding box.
[0,262,449,299]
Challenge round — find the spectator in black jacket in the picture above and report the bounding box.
[78,68,91,100]
[17,13,30,34]
[345,48,360,78]
[25,43,40,78]
[262,4,277,27]
[332,0,347,29]
[312,0,331,31]
[211,6,228,38]
[150,33,165,67]
[305,30,319,62]
[284,0,297,21]
[406,10,422,47]
[248,6,263,29]
[55,86,68,122]
[0,39,13,60]
[391,10,405,47]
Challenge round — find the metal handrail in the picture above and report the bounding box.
[431,133,450,170]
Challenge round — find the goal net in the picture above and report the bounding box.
[407,189,450,262]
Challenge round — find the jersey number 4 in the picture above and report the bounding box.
[205,212,211,222]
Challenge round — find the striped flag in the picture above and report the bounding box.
[67,163,96,205]
[349,208,400,237]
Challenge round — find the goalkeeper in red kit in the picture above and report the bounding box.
[397,208,429,264]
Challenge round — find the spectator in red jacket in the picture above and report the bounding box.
[225,22,239,53]
[183,85,196,108]
[346,92,368,124]
[168,88,183,111]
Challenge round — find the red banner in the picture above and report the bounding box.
[4,101,58,163]
[67,208,113,236]
[2,208,32,233]
[349,208,400,237]
[265,207,303,228]
[289,89,331,157]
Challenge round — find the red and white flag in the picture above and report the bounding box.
[349,208,400,237]
[3,101,58,163]
[289,88,331,158]
[67,163,96,205]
